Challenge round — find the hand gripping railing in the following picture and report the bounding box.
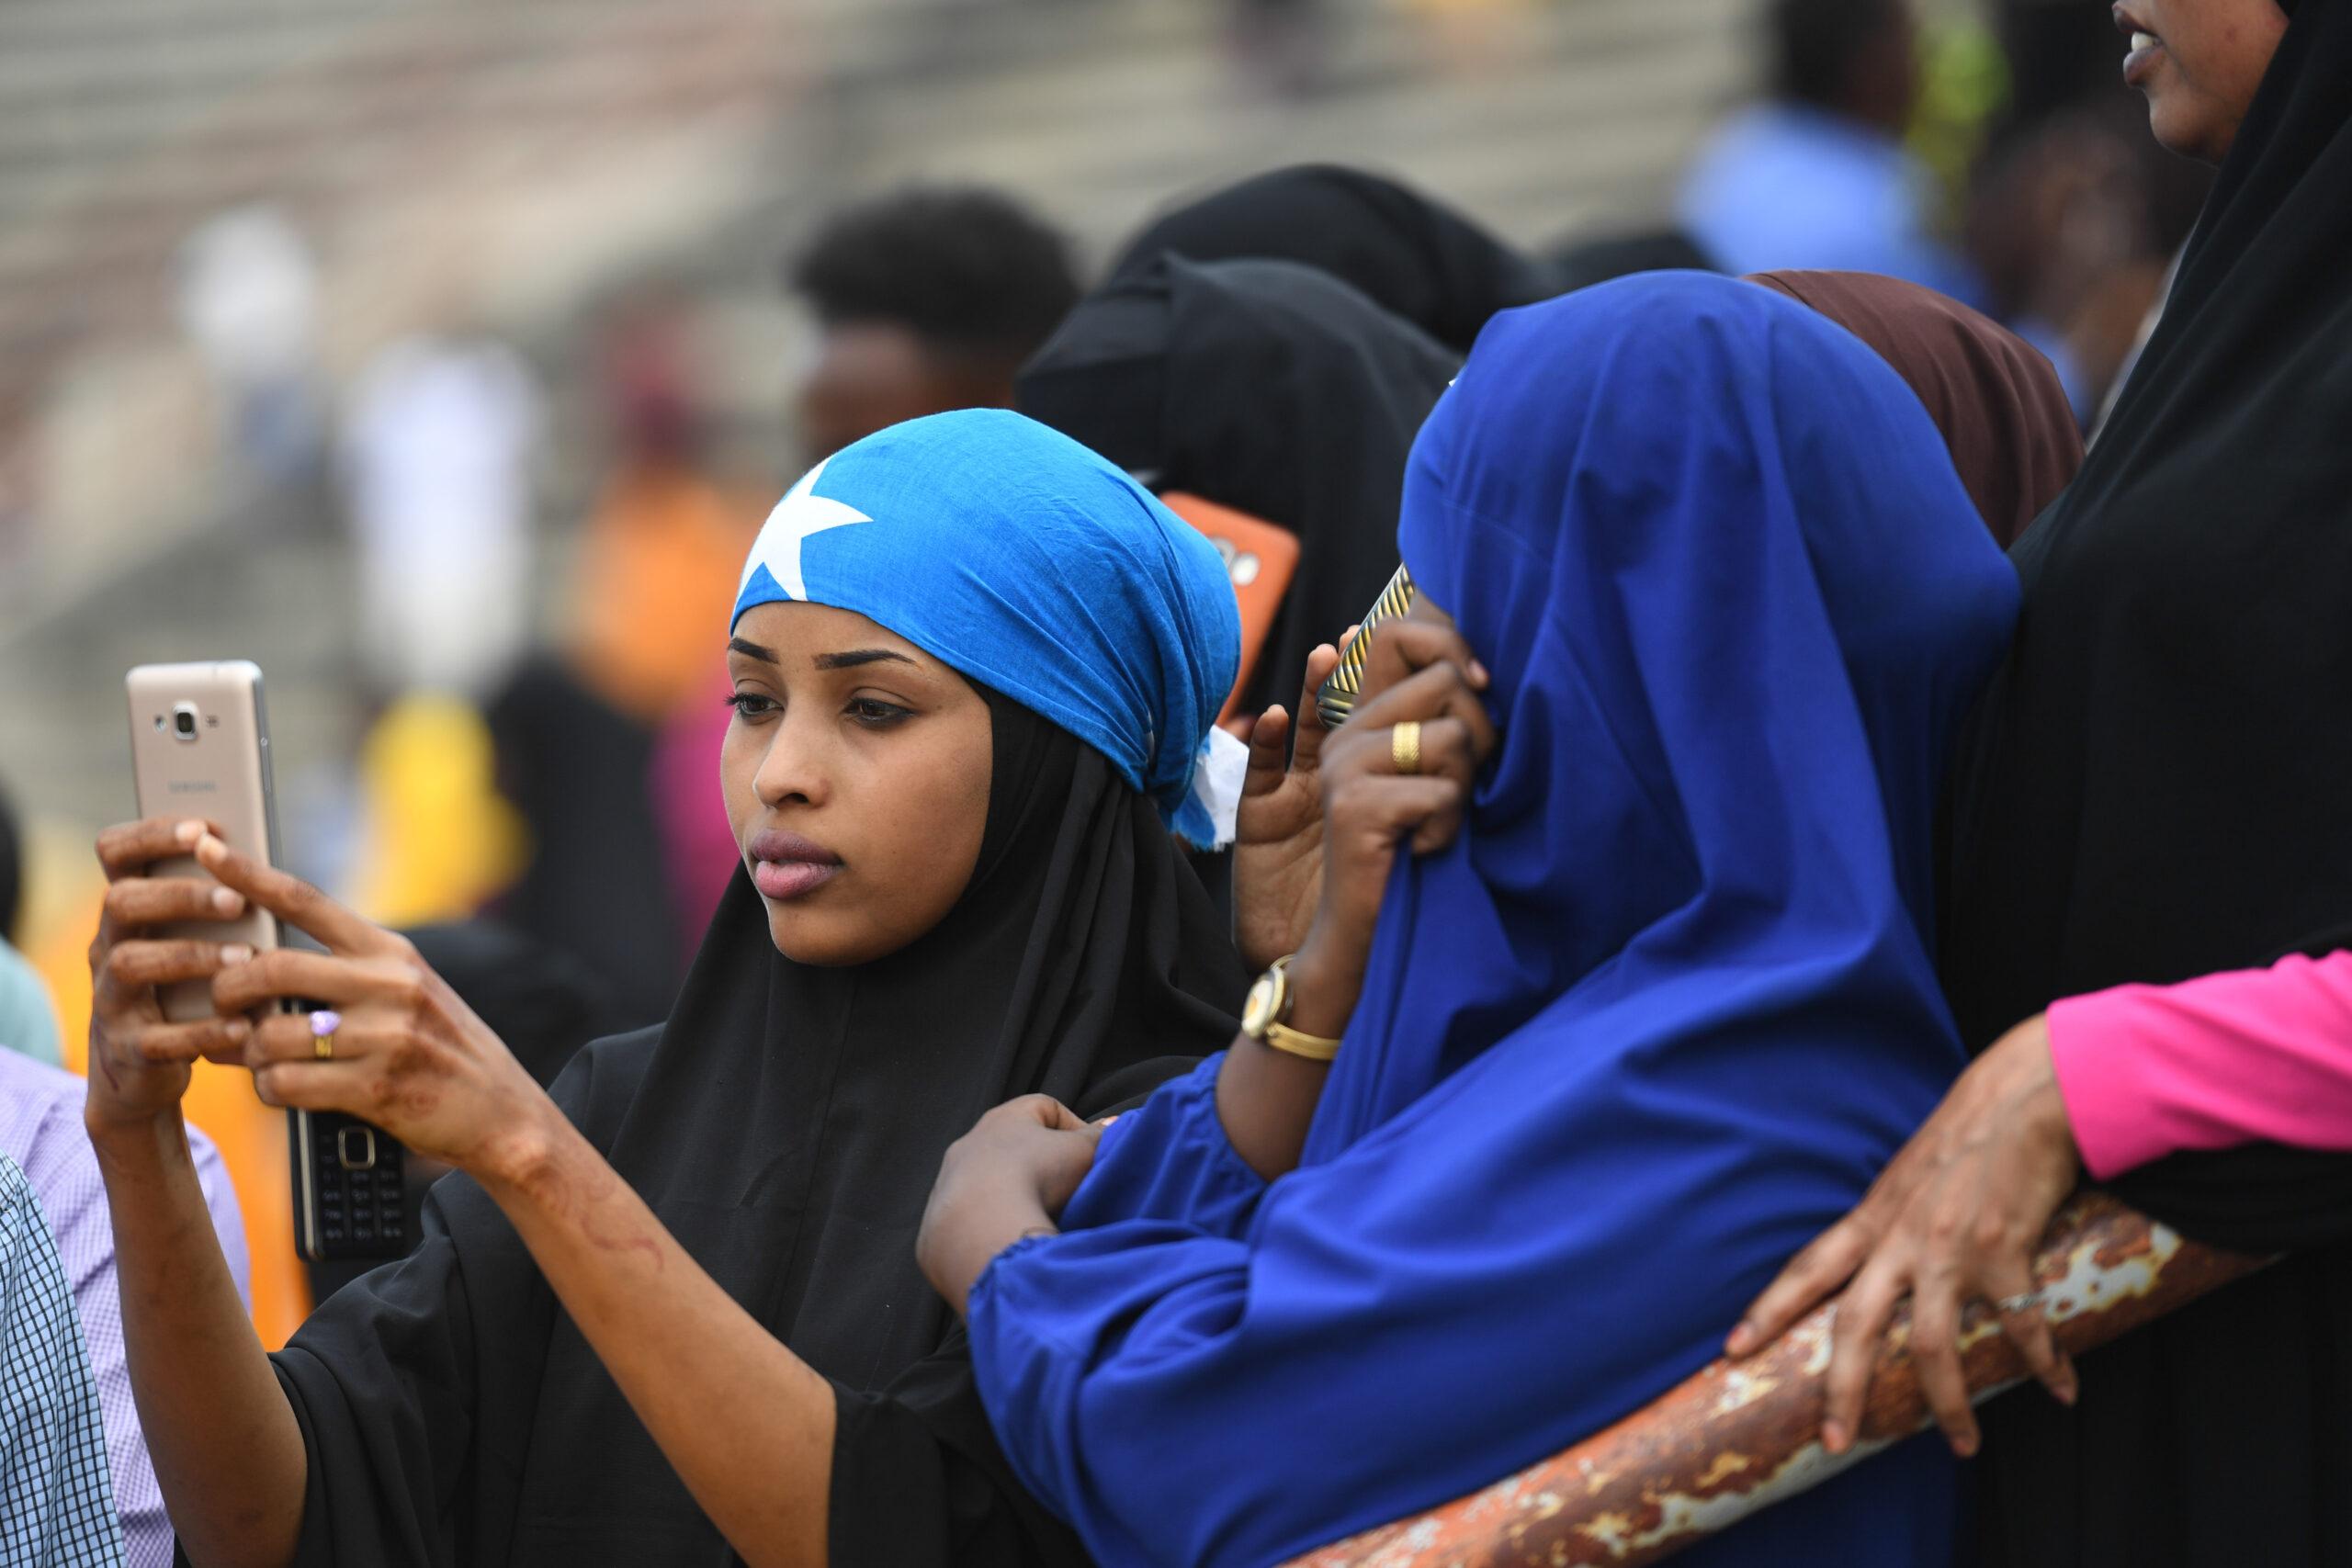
[1283,1192,2266,1568]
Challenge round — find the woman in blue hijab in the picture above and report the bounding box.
[922,272,2022,1567]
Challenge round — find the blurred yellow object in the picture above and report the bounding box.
[27,844,313,1348]
[347,692,528,928]
[1908,10,2011,230]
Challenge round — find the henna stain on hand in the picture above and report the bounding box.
[520,1146,666,1275]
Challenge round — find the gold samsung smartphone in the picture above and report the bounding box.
[125,660,410,1263]
[125,660,281,1021]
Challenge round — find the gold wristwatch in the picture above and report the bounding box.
[1240,955,1344,1062]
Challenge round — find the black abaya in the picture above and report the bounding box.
[1017,255,1460,723]
[1939,3,2352,1561]
[1102,164,1559,354]
[257,688,1248,1567]
[486,660,682,1030]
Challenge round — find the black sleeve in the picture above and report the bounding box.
[180,1031,662,1568]
[827,1324,1091,1568]
[2110,1145,2352,1256]
[271,1166,551,1568]
[1076,1053,1204,1120]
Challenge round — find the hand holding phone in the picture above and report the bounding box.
[85,817,266,1137]
[189,833,567,1265]
[124,661,411,1262]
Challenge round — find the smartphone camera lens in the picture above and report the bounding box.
[171,703,199,741]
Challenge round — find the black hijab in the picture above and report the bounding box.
[266,686,1247,1567]
[1102,164,1560,353]
[487,660,682,1029]
[1018,255,1460,720]
[1939,5,2352,1562]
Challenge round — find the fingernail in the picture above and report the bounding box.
[211,886,245,915]
[1725,1324,1755,1356]
[195,833,224,862]
[175,819,204,845]
[1469,660,1489,686]
[224,1019,250,1042]
[220,943,253,965]
[1954,1433,1980,1458]
[2055,1372,2078,1405]
[1822,1419,1848,1453]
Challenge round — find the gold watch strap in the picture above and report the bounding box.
[1261,1020,1344,1062]
[1244,953,1345,1062]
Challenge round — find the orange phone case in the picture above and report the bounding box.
[1158,491,1301,728]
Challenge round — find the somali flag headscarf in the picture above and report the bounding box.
[733,408,1247,847]
[967,273,2020,1568]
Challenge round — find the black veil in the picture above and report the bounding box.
[1102,164,1558,353]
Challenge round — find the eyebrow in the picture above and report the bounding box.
[814,649,918,671]
[728,637,777,663]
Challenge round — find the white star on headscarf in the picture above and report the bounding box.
[747,458,871,600]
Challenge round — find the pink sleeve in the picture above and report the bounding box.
[2048,950,2352,1180]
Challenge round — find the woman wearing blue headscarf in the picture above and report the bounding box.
[81,410,1261,1568]
[920,272,2022,1567]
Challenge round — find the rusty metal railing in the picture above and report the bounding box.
[1283,1191,2265,1568]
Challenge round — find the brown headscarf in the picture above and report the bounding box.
[1747,270,2083,547]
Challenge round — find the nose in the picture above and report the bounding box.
[752,707,830,812]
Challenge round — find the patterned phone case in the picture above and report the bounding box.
[1314,564,1418,728]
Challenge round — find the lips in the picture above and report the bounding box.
[2114,6,2164,83]
[748,829,842,901]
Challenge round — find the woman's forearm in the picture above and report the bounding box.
[1216,1032,1331,1181]
[478,1115,835,1568]
[1216,943,1358,1181]
[94,1111,306,1568]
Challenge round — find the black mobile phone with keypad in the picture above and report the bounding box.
[290,1108,410,1261]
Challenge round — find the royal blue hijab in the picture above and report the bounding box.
[967,273,2019,1568]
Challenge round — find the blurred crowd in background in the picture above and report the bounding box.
[0,0,2200,1342]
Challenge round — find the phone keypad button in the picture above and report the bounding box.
[308,1123,412,1259]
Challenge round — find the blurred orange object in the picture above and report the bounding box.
[180,1062,309,1348]
[571,465,761,725]
[35,874,311,1348]
[1158,492,1300,728]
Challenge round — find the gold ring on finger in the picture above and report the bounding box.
[1392,720,1422,775]
[310,1009,342,1062]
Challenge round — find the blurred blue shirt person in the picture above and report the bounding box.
[1680,0,1985,308]
[0,938,62,1067]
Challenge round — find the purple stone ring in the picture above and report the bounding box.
[310,1009,342,1061]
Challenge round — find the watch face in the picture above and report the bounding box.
[1241,974,1278,1035]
